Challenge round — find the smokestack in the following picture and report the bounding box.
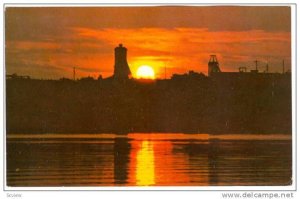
[113,44,131,79]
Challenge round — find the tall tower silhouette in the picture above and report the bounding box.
[113,44,131,79]
[208,55,221,76]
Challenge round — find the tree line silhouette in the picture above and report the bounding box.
[6,73,291,134]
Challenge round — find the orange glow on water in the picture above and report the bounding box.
[135,141,155,186]
[128,134,194,186]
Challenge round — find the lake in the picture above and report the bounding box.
[6,133,292,186]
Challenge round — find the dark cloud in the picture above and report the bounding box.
[5,6,290,41]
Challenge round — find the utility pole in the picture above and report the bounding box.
[73,67,76,81]
[254,60,258,71]
[164,64,167,80]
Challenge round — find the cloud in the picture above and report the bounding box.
[5,6,291,79]
[6,16,291,79]
[71,27,291,75]
[5,6,291,41]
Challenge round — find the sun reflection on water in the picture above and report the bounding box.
[135,141,155,186]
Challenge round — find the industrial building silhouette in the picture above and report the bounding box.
[108,44,290,81]
[113,44,131,80]
[6,44,292,135]
[208,55,221,76]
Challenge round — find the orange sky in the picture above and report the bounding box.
[5,6,291,79]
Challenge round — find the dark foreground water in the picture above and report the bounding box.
[7,133,292,186]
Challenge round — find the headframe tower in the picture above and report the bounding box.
[208,55,221,76]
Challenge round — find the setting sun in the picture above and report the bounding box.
[136,65,155,79]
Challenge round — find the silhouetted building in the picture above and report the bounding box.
[113,44,131,79]
[6,73,30,80]
[208,55,221,76]
[171,70,206,80]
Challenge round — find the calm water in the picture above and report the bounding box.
[7,133,292,186]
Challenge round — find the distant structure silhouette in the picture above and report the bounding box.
[5,45,291,135]
[73,67,76,81]
[6,73,30,79]
[251,60,259,73]
[113,44,131,79]
[239,67,247,72]
[208,55,221,76]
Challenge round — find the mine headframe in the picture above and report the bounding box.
[208,55,221,76]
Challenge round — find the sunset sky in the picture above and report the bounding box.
[5,6,291,79]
